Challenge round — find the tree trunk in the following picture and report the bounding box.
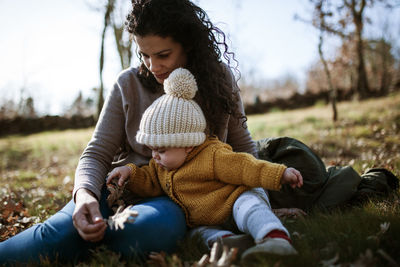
[355,28,370,99]
[112,23,132,69]
[379,39,390,95]
[97,0,115,119]
[318,34,338,122]
[351,0,370,99]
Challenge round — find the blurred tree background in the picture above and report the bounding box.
[0,0,399,132]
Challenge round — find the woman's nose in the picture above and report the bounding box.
[148,58,160,72]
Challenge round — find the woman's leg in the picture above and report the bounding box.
[103,195,187,258]
[0,187,186,264]
[0,199,92,265]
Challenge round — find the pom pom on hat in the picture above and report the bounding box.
[164,68,197,99]
[136,68,206,148]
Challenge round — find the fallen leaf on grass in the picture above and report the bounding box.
[367,222,390,242]
[291,231,305,239]
[273,208,307,219]
[0,194,38,241]
[320,253,339,267]
[379,222,390,234]
[377,249,398,267]
[352,249,377,266]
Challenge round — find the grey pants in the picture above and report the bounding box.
[190,188,288,247]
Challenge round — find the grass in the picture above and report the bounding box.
[1,92,399,266]
[243,198,400,266]
[0,129,92,220]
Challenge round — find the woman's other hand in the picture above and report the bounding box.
[281,167,303,188]
[72,188,107,242]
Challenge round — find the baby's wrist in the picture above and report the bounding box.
[126,163,135,176]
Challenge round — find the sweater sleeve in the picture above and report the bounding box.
[126,160,164,197]
[223,65,258,158]
[213,146,286,191]
[73,71,128,200]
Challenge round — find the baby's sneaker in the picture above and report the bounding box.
[241,237,297,261]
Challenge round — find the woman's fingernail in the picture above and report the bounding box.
[94,216,103,223]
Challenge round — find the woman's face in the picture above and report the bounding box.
[135,35,188,84]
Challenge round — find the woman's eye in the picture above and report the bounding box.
[158,54,169,58]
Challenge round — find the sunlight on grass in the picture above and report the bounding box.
[0,128,93,172]
[248,92,400,176]
[1,93,400,266]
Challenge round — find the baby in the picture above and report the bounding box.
[107,68,303,259]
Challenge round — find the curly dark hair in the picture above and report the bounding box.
[125,0,246,135]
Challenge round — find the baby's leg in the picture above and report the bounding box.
[233,188,297,258]
[233,188,289,243]
[188,226,235,248]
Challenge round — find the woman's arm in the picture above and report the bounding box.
[226,89,257,156]
[73,74,127,201]
[72,70,132,241]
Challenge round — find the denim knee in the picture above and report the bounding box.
[104,196,187,256]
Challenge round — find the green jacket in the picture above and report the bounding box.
[256,137,399,211]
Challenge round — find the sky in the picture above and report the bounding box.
[0,0,398,115]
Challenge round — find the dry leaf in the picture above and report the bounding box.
[106,177,127,211]
[107,205,138,230]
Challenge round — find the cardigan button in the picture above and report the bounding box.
[166,182,170,190]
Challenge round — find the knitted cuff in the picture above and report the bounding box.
[126,163,136,178]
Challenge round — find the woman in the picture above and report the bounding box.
[0,0,258,264]
[2,0,397,264]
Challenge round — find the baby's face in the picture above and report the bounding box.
[149,146,193,171]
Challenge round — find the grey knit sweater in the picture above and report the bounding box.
[73,67,257,200]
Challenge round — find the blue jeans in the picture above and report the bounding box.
[0,188,186,265]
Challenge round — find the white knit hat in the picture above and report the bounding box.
[136,68,206,148]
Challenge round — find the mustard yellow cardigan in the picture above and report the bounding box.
[126,136,286,227]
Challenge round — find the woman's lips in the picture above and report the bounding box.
[154,72,169,80]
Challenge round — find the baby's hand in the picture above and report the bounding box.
[106,166,132,187]
[281,167,303,188]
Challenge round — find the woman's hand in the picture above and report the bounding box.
[106,166,132,187]
[72,188,107,242]
[281,167,303,188]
